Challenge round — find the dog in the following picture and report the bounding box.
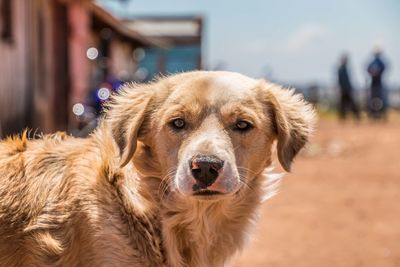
[0,71,314,267]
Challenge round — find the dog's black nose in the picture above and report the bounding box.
[190,155,224,188]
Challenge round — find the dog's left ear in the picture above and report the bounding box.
[257,81,315,172]
[105,83,154,167]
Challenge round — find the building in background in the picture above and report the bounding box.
[0,0,153,137]
[124,16,203,81]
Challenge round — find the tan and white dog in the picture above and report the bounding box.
[0,71,314,267]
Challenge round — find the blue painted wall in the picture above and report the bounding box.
[139,45,201,80]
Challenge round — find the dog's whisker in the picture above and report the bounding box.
[233,144,241,151]
[160,178,174,200]
[238,175,255,192]
[157,168,177,200]
[237,166,258,176]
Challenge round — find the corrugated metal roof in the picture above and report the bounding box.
[88,3,157,47]
[124,19,201,37]
[124,16,202,37]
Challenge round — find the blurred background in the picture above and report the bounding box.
[0,0,399,266]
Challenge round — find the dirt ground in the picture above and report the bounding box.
[233,113,400,267]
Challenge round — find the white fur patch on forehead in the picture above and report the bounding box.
[211,72,257,92]
[208,72,258,103]
[163,71,259,107]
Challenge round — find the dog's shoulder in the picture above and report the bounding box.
[0,130,110,263]
[0,131,94,226]
[0,131,70,157]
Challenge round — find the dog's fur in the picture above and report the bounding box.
[0,71,314,267]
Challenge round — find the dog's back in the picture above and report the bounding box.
[0,133,90,265]
[0,133,149,266]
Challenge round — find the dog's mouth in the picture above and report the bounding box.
[192,189,229,201]
[193,189,222,196]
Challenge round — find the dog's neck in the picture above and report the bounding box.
[115,157,270,267]
[156,177,266,267]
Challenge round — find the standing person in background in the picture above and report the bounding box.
[337,53,360,121]
[367,47,388,120]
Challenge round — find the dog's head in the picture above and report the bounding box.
[106,71,314,201]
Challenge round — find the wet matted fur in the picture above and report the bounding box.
[0,71,315,267]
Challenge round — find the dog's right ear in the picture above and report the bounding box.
[105,83,154,167]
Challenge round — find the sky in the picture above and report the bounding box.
[98,0,400,88]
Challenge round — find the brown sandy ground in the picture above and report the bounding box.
[233,112,400,267]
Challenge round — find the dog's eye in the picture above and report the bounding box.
[234,120,253,132]
[170,118,186,130]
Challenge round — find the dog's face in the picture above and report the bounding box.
[107,71,314,201]
[151,75,276,200]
